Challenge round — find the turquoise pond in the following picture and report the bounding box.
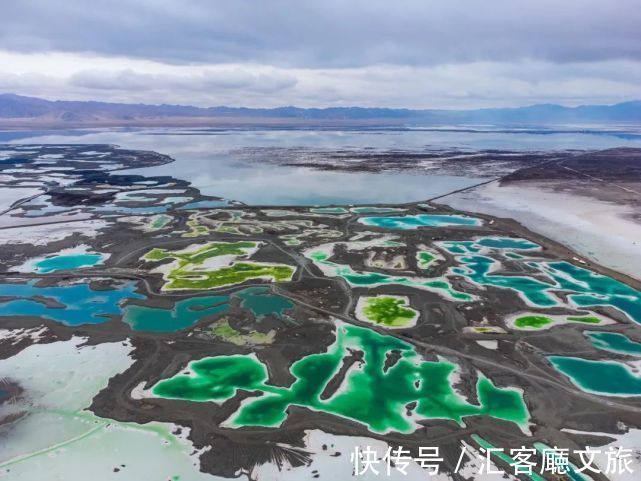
[585,331,641,356]
[440,237,641,323]
[123,287,294,332]
[232,287,294,320]
[123,295,230,332]
[0,281,296,332]
[0,280,143,326]
[358,214,481,230]
[548,356,641,396]
[30,253,105,273]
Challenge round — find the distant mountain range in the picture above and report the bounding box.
[1,93,640,128]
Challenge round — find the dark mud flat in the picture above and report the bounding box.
[1,145,641,479]
[233,145,583,178]
[500,147,641,207]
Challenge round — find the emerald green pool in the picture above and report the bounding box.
[511,314,603,330]
[152,323,529,434]
[585,331,641,356]
[417,251,436,268]
[358,214,481,230]
[356,295,418,328]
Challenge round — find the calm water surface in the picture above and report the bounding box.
[4,127,641,205]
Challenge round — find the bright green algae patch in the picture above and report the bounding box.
[356,295,418,328]
[145,240,257,264]
[512,314,603,330]
[567,315,601,324]
[143,241,295,290]
[210,317,275,346]
[162,262,294,290]
[549,356,641,396]
[417,251,436,268]
[152,323,529,434]
[514,315,552,329]
[585,331,641,356]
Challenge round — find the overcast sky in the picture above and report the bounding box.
[1,0,640,108]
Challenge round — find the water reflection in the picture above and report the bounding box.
[5,127,641,205]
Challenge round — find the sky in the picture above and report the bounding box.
[1,0,640,109]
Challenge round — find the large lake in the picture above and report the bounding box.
[3,127,641,205]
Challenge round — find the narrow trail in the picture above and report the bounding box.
[560,164,641,196]
[0,189,48,217]
[425,153,584,203]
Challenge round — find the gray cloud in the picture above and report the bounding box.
[68,68,296,92]
[1,59,638,109]
[0,1,639,108]
[1,0,640,67]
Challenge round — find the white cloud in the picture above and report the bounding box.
[0,50,639,108]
